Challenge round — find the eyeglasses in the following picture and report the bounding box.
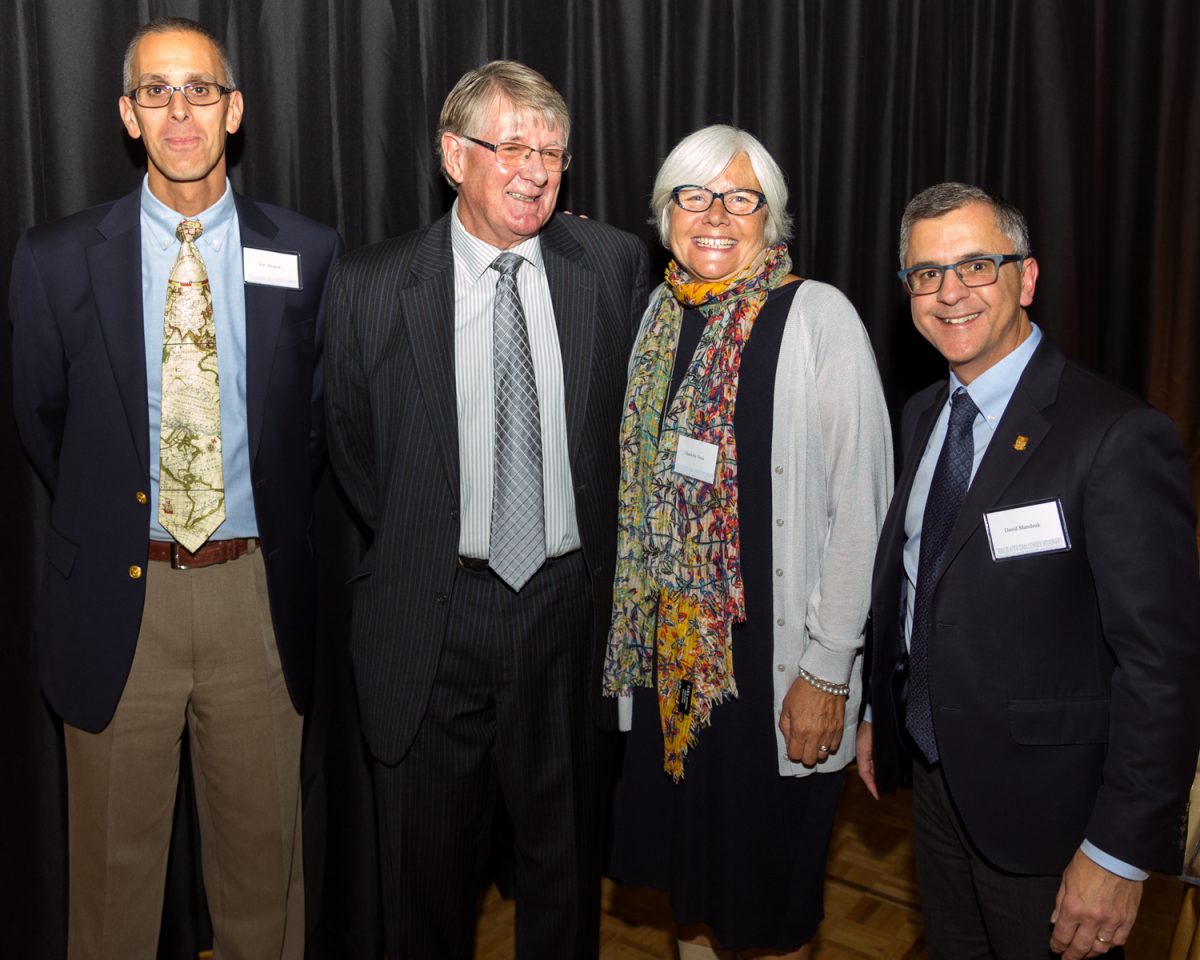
[897,254,1026,296]
[461,135,572,172]
[670,186,767,216]
[126,82,235,108]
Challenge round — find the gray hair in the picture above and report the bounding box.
[122,17,236,93]
[898,182,1030,265]
[650,125,793,249]
[436,60,571,187]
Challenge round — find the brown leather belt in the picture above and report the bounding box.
[148,538,258,570]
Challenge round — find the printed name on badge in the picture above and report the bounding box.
[983,498,1070,561]
[243,248,302,289]
[674,435,718,484]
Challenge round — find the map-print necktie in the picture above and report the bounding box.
[158,219,225,552]
[906,387,979,763]
[489,252,545,591]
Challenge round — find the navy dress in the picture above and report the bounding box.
[609,283,844,952]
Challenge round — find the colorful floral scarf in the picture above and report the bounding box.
[604,242,792,780]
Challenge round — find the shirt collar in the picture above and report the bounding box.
[139,176,237,253]
[950,322,1043,426]
[449,198,545,282]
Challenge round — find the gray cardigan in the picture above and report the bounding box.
[620,279,894,777]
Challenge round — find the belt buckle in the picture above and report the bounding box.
[170,541,189,571]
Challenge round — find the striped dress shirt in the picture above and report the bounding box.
[450,203,580,559]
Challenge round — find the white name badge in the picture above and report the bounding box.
[674,435,719,484]
[243,248,302,289]
[983,498,1071,561]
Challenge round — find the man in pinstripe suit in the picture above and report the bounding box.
[325,61,648,958]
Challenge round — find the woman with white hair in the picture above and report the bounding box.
[604,125,893,959]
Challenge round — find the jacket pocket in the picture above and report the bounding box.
[1008,697,1109,745]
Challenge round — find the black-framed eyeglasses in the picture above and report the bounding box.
[126,82,235,108]
[671,185,767,216]
[461,135,572,172]
[897,254,1027,296]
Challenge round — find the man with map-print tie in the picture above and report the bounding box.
[9,17,341,957]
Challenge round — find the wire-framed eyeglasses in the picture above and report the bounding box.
[126,82,235,108]
[461,135,572,172]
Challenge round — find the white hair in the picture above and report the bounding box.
[650,125,793,248]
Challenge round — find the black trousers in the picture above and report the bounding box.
[911,761,1125,960]
[373,552,611,959]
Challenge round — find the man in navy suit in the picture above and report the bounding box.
[856,182,1199,959]
[9,17,341,957]
[326,61,647,958]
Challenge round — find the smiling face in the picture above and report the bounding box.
[440,97,564,249]
[118,29,243,215]
[905,201,1038,384]
[668,152,768,283]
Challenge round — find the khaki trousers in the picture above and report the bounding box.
[64,544,303,960]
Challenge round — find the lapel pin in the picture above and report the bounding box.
[1013,435,1029,451]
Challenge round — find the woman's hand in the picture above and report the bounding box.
[779,675,846,766]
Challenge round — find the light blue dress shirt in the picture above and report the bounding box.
[893,323,1145,881]
[141,177,258,540]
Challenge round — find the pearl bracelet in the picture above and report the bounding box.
[796,665,850,697]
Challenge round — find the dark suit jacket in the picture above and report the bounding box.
[867,336,1200,876]
[325,210,648,764]
[10,188,343,732]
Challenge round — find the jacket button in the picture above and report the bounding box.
[129,565,143,579]
[135,490,148,505]
[435,592,448,605]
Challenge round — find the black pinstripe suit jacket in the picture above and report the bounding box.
[326,210,649,763]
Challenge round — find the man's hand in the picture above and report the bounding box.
[855,720,879,799]
[1049,849,1143,958]
[778,676,845,767]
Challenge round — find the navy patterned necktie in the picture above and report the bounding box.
[906,386,979,763]
[489,252,545,591]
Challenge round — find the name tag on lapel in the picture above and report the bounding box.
[243,248,302,289]
[983,498,1070,561]
[674,436,718,484]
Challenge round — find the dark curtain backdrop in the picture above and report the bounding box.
[2,1,1197,955]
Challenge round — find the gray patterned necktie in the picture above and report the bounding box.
[906,387,979,763]
[489,252,545,590]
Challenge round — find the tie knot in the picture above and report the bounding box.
[949,386,978,427]
[176,219,204,243]
[492,252,523,277]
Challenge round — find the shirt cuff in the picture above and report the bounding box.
[1080,840,1149,881]
[862,703,873,724]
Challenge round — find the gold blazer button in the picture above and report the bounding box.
[135,490,148,504]
[128,565,143,580]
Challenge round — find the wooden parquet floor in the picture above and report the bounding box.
[474,769,1187,959]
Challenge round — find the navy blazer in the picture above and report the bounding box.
[325,210,648,764]
[10,188,343,732]
[866,336,1200,875]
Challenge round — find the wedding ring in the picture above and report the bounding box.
[818,744,830,753]
[1095,935,1111,944]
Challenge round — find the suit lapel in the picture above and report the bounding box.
[88,192,150,475]
[236,194,283,466]
[938,340,1062,577]
[399,216,459,495]
[539,216,596,461]
[873,385,945,612]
